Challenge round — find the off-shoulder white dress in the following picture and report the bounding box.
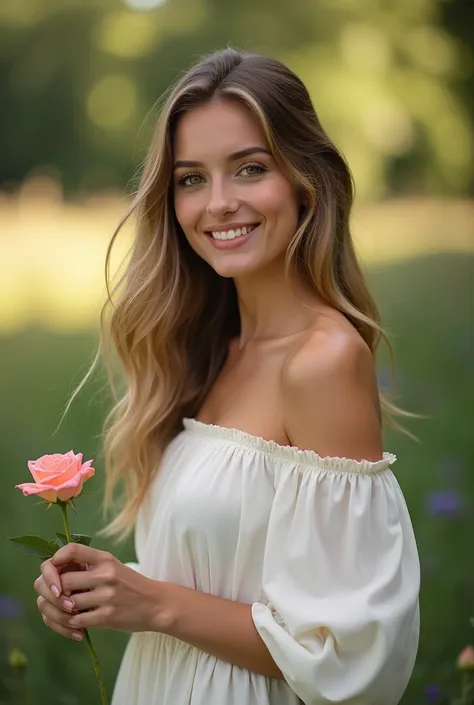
[111,418,420,705]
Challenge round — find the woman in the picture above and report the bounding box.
[34,48,420,705]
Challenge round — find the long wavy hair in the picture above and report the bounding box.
[60,47,414,540]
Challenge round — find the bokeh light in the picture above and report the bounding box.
[97,11,161,57]
[122,0,168,10]
[86,74,138,129]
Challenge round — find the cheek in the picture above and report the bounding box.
[174,193,200,233]
[255,179,299,224]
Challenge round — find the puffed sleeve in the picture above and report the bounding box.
[251,454,420,705]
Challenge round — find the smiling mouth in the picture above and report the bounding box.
[206,224,259,241]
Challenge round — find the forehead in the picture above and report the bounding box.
[173,98,268,159]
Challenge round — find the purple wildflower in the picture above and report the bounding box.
[0,594,24,620]
[424,489,464,517]
[424,683,441,703]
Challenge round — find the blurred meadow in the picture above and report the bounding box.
[1,0,473,703]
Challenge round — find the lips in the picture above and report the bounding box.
[205,223,261,250]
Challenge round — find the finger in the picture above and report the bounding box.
[70,587,111,613]
[34,576,76,613]
[37,595,75,627]
[61,569,101,595]
[52,544,107,569]
[40,558,63,598]
[58,561,88,597]
[41,611,84,641]
[68,606,110,630]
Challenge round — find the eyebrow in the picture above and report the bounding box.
[173,146,272,170]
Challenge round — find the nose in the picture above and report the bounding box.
[206,177,238,216]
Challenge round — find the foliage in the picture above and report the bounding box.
[0,0,473,198]
[9,531,92,561]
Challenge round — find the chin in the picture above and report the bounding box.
[208,255,265,279]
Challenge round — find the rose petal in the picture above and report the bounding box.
[28,452,88,488]
[57,481,86,502]
[55,451,82,473]
[28,460,55,483]
[20,454,95,503]
[55,465,95,491]
[79,460,94,473]
[37,454,67,472]
[27,463,64,483]
[73,466,95,496]
[15,482,59,503]
[51,465,95,502]
[28,454,76,482]
[47,454,83,487]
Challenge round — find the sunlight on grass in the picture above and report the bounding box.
[1,176,473,333]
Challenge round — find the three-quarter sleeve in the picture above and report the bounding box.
[251,456,420,705]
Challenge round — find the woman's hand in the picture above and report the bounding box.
[40,543,169,634]
[34,560,88,641]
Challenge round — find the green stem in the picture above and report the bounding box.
[58,501,108,705]
[58,501,73,544]
[15,667,27,705]
[462,672,474,705]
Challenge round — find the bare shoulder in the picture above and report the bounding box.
[281,312,383,462]
[283,313,374,383]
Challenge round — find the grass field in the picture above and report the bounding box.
[0,251,473,704]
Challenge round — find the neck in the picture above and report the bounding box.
[233,258,323,348]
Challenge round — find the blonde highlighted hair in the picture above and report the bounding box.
[60,47,414,540]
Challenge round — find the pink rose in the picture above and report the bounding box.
[457,645,474,671]
[15,451,95,503]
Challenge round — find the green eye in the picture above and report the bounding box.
[179,173,203,187]
[240,164,266,177]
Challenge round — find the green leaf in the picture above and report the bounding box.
[53,532,92,548]
[53,532,68,548]
[71,534,92,546]
[8,535,56,560]
[67,499,77,513]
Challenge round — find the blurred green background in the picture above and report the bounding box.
[1,0,473,703]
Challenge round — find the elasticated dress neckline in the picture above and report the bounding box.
[182,417,397,474]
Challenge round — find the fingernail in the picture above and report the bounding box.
[72,631,83,641]
[51,585,60,598]
[62,598,75,611]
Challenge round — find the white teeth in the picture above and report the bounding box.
[210,224,257,240]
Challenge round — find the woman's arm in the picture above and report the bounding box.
[36,546,284,679]
[158,581,285,679]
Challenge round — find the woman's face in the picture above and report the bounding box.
[172,98,301,279]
